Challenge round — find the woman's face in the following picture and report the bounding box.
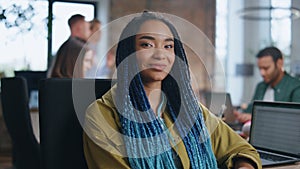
[90,22,101,43]
[82,50,94,74]
[135,20,175,83]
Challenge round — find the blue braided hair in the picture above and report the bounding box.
[114,11,218,169]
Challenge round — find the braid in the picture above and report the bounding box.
[115,11,218,169]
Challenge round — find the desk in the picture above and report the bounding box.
[264,162,300,169]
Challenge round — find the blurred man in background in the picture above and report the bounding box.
[48,14,91,77]
[235,46,300,138]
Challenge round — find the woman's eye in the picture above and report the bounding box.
[140,43,153,48]
[165,44,173,49]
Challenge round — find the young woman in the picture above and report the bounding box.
[50,38,93,78]
[83,11,261,169]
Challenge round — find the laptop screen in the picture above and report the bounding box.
[250,101,300,156]
[204,92,232,115]
[203,92,236,124]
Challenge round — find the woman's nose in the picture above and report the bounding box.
[153,48,165,60]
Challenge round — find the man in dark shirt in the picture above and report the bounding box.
[67,14,91,43]
[48,14,91,77]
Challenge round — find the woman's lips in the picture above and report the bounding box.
[148,64,167,71]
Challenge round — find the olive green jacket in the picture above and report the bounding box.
[83,86,261,169]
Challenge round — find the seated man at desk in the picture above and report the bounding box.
[235,47,300,137]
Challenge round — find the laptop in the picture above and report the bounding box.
[250,101,300,167]
[203,92,237,125]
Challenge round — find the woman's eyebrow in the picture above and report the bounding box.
[138,35,155,40]
[138,35,174,42]
[165,38,174,42]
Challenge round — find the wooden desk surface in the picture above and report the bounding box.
[264,162,300,169]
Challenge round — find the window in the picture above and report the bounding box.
[215,0,228,91]
[0,0,48,76]
[271,0,292,71]
[0,1,95,77]
[216,0,228,65]
[52,1,94,55]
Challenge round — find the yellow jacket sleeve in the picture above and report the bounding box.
[83,132,130,169]
[83,98,131,169]
[201,105,262,169]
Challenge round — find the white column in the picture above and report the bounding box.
[227,0,272,105]
[291,0,300,76]
[227,0,244,105]
[241,0,272,104]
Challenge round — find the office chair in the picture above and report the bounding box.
[38,78,114,169]
[1,77,41,169]
[14,70,47,95]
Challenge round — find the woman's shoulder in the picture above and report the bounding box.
[83,87,125,156]
[90,84,118,110]
[198,103,221,135]
[85,85,121,130]
[198,103,217,121]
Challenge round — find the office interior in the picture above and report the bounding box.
[0,0,300,168]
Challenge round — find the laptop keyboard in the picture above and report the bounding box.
[259,152,291,162]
